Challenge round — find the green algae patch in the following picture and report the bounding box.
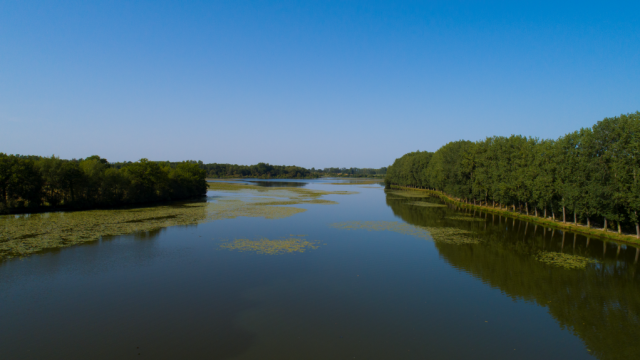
[0,203,210,260]
[1,198,308,261]
[253,199,338,206]
[329,221,479,245]
[446,216,485,221]
[208,182,357,199]
[385,190,431,198]
[408,201,447,207]
[535,251,599,270]
[326,180,383,185]
[1,182,354,261]
[207,199,306,220]
[220,237,320,255]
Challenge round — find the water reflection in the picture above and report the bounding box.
[385,191,640,360]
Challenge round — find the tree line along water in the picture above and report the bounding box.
[384,112,640,237]
[0,155,208,214]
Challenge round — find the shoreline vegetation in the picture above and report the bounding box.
[0,155,207,215]
[390,185,640,245]
[0,153,386,215]
[385,112,640,242]
[1,181,354,261]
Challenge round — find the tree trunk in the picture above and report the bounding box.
[525,202,529,216]
[604,218,608,232]
[535,207,537,217]
[544,208,547,218]
[493,200,495,208]
[552,209,555,221]
[574,212,577,225]
[587,217,590,228]
[562,206,566,223]
[618,221,622,234]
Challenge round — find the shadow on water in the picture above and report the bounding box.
[384,192,640,360]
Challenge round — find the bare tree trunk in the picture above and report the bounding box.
[618,221,622,234]
[535,207,538,217]
[562,206,566,223]
[574,212,577,225]
[493,200,495,208]
[604,218,608,232]
[526,202,529,216]
[587,217,590,228]
[552,209,555,221]
[544,207,547,218]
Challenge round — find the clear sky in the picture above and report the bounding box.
[1,1,639,168]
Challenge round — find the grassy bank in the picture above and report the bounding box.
[390,185,640,246]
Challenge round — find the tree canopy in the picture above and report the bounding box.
[385,112,640,235]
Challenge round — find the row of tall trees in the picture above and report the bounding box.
[385,112,640,235]
[0,155,207,214]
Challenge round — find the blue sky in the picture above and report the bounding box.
[1,1,639,168]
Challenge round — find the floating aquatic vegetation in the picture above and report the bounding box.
[0,203,210,260]
[1,182,354,261]
[385,190,431,198]
[329,221,479,245]
[326,180,383,185]
[534,251,599,270]
[253,199,338,206]
[408,201,447,207]
[208,182,357,199]
[446,216,485,221]
[219,237,320,255]
[207,199,306,221]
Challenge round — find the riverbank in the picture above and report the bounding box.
[390,185,640,246]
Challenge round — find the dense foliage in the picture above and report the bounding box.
[314,167,387,177]
[0,155,207,214]
[385,112,640,235]
[203,162,317,179]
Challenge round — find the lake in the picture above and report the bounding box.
[1,179,638,359]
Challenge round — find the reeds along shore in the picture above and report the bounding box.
[385,112,640,239]
[389,185,640,245]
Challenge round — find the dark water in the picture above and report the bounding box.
[1,181,638,359]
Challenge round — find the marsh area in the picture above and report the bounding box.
[1,178,638,359]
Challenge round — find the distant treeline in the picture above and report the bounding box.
[0,155,207,214]
[201,163,386,178]
[313,167,387,177]
[203,163,317,179]
[385,112,640,235]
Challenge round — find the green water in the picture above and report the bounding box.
[0,179,637,359]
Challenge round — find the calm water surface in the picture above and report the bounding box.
[1,179,638,359]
